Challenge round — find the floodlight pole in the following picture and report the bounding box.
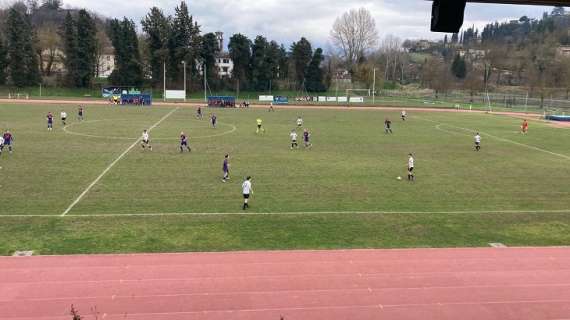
[372,68,377,105]
[163,61,166,102]
[182,60,187,102]
[203,64,207,103]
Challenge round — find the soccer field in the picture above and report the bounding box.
[1,103,569,254]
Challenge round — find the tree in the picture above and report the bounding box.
[5,6,41,87]
[60,12,79,86]
[290,37,312,88]
[250,35,271,91]
[451,53,467,79]
[141,7,171,87]
[107,18,144,86]
[330,7,378,71]
[277,44,289,79]
[37,22,59,77]
[228,33,251,91]
[200,32,220,80]
[40,0,62,10]
[167,1,201,87]
[305,48,326,92]
[463,66,484,102]
[422,58,452,98]
[76,9,97,87]
[0,37,7,85]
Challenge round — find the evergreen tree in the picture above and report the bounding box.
[228,33,251,90]
[107,18,144,86]
[141,7,171,87]
[266,41,281,83]
[0,37,7,85]
[290,37,312,88]
[305,48,326,92]
[60,12,80,86]
[451,54,467,79]
[167,1,201,86]
[250,35,270,91]
[5,7,40,87]
[200,32,220,80]
[277,44,289,79]
[75,9,98,87]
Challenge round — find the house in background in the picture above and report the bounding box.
[214,32,234,78]
[97,48,116,78]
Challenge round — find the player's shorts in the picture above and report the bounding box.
[475,142,480,146]
[408,167,414,172]
[61,117,67,121]
[181,141,188,146]
[4,140,11,145]
[243,194,250,199]
[142,139,150,144]
[257,124,262,129]
[297,123,302,127]
[292,140,297,143]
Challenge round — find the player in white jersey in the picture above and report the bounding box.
[401,110,407,121]
[407,153,415,181]
[474,133,481,151]
[60,111,68,126]
[141,129,152,151]
[296,116,303,127]
[242,176,253,210]
[0,135,4,155]
[290,130,299,149]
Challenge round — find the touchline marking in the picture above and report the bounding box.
[418,116,570,161]
[2,209,569,218]
[60,107,179,217]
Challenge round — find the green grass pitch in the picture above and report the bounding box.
[0,103,569,255]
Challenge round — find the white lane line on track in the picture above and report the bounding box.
[60,107,179,217]
[2,209,569,218]
[418,116,570,161]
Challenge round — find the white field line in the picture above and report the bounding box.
[1,209,569,218]
[60,107,179,217]
[418,116,570,161]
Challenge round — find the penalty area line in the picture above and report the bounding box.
[417,116,570,161]
[2,209,569,218]
[60,107,180,217]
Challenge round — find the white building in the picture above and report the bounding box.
[213,32,233,78]
[97,52,115,78]
[215,52,234,78]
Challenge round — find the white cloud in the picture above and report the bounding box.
[58,0,551,48]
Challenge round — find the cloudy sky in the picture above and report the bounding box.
[60,1,553,48]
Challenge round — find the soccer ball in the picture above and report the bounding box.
[397,176,402,181]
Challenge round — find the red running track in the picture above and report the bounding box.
[2,247,570,320]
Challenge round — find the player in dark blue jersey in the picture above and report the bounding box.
[222,154,230,182]
[303,129,312,148]
[2,130,14,154]
[78,106,84,121]
[46,112,54,131]
[180,132,191,152]
[196,107,203,119]
[211,114,217,128]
